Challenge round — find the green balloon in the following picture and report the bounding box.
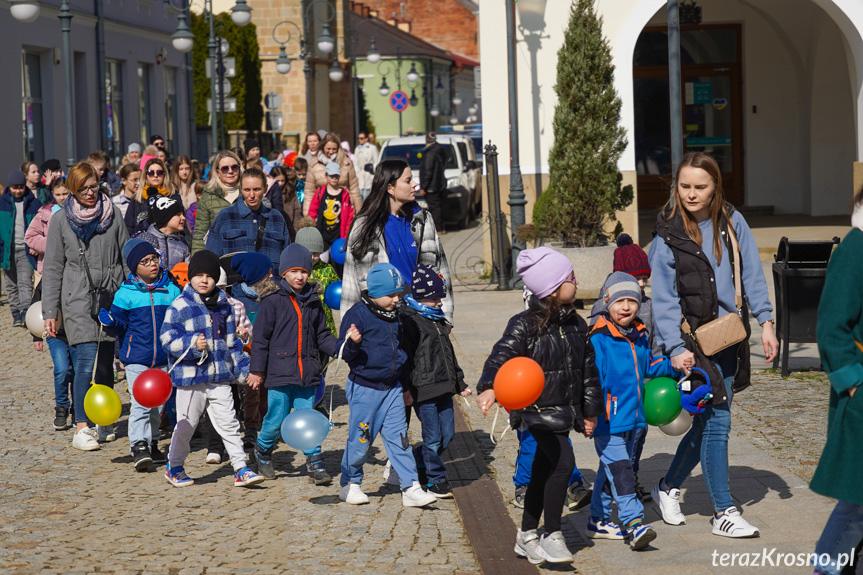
[643,377,682,426]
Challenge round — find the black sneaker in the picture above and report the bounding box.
[242,429,258,452]
[11,312,23,328]
[254,446,275,479]
[513,485,527,508]
[150,441,167,464]
[314,404,330,419]
[566,481,593,511]
[53,407,69,430]
[427,480,454,499]
[305,454,331,485]
[132,440,153,471]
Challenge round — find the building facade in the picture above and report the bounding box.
[1,0,194,176]
[480,0,863,240]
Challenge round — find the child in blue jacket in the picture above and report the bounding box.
[159,250,263,488]
[99,239,181,472]
[585,272,678,550]
[336,263,437,508]
[249,244,354,485]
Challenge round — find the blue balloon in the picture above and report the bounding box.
[314,375,326,406]
[330,238,347,265]
[280,409,330,451]
[323,281,342,309]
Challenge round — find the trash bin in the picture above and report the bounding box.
[771,236,840,376]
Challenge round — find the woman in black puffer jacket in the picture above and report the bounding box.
[476,247,603,565]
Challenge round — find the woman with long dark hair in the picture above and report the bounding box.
[648,152,777,537]
[341,158,453,323]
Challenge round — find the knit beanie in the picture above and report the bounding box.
[122,238,159,272]
[516,247,574,300]
[411,264,447,300]
[232,252,272,285]
[6,170,26,187]
[295,226,325,254]
[243,138,260,154]
[597,271,642,314]
[40,159,61,172]
[150,195,184,229]
[279,243,312,276]
[367,263,405,298]
[613,233,650,279]
[188,250,221,281]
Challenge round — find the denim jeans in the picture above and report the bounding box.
[665,346,736,512]
[125,364,163,449]
[71,340,115,425]
[590,431,643,527]
[813,501,863,575]
[412,395,455,484]
[47,337,76,410]
[340,379,418,489]
[631,425,648,475]
[514,428,583,487]
[257,384,318,455]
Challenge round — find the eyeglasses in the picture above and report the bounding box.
[219,164,241,174]
[77,184,99,195]
[139,255,160,266]
[563,272,577,284]
[147,170,165,177]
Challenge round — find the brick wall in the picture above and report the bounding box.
[359,0,478,59]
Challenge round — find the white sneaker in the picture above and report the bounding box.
[402,481,437,507]
[339,482,370,505]
[72,427,101,451]
[97,425,116,442]
[206,451,222,464]
[514,529,543,564]
[536,531,574,564]
[652,479,686,525]
[712,507,760,538]
[382,460,401,486]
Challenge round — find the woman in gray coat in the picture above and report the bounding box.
[42,162,129,452]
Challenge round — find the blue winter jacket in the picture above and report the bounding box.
[338,295,407,390]
[205,200,290,273]
[102,270,182,367]
[250,279,338,388]
[588,314,679,435]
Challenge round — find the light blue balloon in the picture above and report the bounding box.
[280,408,330,451]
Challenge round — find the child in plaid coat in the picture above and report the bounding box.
[159,250,264,488]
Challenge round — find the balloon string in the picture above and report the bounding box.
[325,336,351,426]
[90,325,103,386]
[489,406,511,445]
[167,338,204,375]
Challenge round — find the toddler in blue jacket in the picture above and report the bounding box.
[99,238,181,472]
[336,263,437,508]
[585,272,678,550]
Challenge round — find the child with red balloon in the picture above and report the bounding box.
[475,247,603,565]
[584,272,678,550]
[97,238,181,471]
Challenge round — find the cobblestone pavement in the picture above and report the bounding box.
[0,311,480,575]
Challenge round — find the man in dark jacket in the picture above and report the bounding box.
[419,133,447,233]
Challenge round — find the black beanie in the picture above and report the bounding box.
[150,196,184,229]
[188,250,221,282]
[243,138,260,154]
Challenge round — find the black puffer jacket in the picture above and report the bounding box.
[477,300,604,433]
[400,306,467,403]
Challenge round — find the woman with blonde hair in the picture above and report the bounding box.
[124,158,172,235]
[170,155,198,210]
[303,132,361,216]
[191,150,243,253]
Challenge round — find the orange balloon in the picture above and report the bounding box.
[493,357,545,410]
[171,262,189,287]
[243,341,251,354]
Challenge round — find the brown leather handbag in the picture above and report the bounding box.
[681,228,747,356]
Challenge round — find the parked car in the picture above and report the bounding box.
[378,134,481,229]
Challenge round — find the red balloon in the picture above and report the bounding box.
[132,369,173,408]
[494,357,545,410]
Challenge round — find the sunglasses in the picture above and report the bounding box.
[147,170,165,177]
[219,164,241,174]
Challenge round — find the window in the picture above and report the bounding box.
[164,67,179,154]
[138,64,152,145]
[106,59,124,166]
[21,52,45,164]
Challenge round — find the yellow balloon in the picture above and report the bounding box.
[84,384,122,426]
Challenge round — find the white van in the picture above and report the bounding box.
[378,134,481,229]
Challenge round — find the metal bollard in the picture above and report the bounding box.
[484,143,511,290]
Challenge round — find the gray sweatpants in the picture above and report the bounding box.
[5,246,32,315]
[168,382,246,471]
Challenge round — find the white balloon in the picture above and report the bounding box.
[659,410,692,436]
[25,301,62,338]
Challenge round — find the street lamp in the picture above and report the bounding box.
[8,0,39,23]
[329,58,344,82]
[317,24,335,54]
[171,11,195,53]
[275,46,292,74]
[367,38,381,64]
[378,77,390,97]
[230,0,252,26]
[409,89,418,107]
[452,91,462,106]
[430,105,440,117]
[406,62,419,83]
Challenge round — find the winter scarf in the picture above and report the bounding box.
[361,290,398,322]
[143,186,170,201]
[130,269,170,292]
[64,192,115,243]
[404,294,446,321]
[201,287,221,309]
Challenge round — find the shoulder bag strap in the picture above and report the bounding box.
[727,226,743,311]
[254,211,267,252]
[76,237,98,294]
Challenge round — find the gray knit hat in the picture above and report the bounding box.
[295,226,325,254]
